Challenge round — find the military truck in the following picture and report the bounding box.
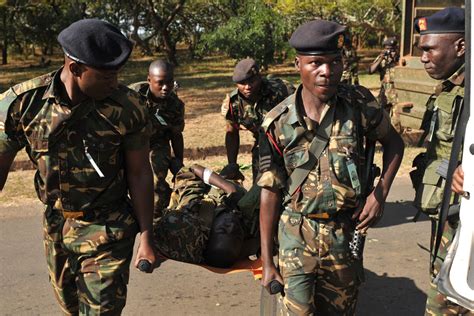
[394,0,464,140]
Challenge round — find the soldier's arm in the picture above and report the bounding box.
[170,132,184,164]
[125,146,156,271]
[190,164,237,194]
[0,152,16,191]
[225,123,240,164]
[368,54,384,74]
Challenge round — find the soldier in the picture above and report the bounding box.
[153,164,261,268]
[341,36,360,85]
[221,58,295,182]
[129,60,185,220]
[368,37,400,112]
[258,20,404,315]
[0,19,156,314]
[410,7,471,315]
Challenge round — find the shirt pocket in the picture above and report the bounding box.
[82,131,122,172]
[435,94,458,142]
[283,145,309,172]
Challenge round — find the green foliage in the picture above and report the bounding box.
[197,1,288,68]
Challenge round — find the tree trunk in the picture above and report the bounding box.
[162,29,178,66]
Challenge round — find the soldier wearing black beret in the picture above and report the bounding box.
[221,58,294,183]
[412,6,469,315]
[259,19,404,315]
[0,19,156,314]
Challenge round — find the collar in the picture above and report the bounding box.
[285,84,333,129]
[436,64,465,94]
[41,67,73,107]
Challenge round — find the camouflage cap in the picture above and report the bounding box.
[415,7,465,35]
[232,58,259,83]
[289,19,346,55]
[58,19,133,69]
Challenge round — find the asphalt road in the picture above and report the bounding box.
[0,176,432,315]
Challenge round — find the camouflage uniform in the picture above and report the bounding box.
[413,66,473,315]
[129,81,185,219]
[153,167,260,264]
[258,84,391,314]
[221,77,294,181]
[371,53,399,111]
[341,47,359,85]
[0,69,150,315]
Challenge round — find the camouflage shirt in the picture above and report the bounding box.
[0,69,150,211]
[258,84,390,215]
[221,77,295,137]
[129,81,185,148]
[372,54,399,83]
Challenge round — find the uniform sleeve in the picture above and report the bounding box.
[169,99,185,134]
[356,86,391,141]
[122,94,152,151]
[0,88,26,154]
[221,94,237,126]
[256,125,287,189]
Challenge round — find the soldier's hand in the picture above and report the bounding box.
[451,165,465,196]
[262,263,284,295]
[219,163,245,181]
[353,186,384,232]
[134,232,156,273]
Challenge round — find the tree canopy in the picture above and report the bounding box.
[0,0,401,65]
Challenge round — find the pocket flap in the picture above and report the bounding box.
[435,94,456,113]
[422,160,442,185]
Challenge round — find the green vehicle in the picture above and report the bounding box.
[394,0,464,136]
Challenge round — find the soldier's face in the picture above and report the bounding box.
[148,69,174,100]
[419,34,465,80]
[296,54,343,102]
[76,65,119,100]
[236,75,262,100]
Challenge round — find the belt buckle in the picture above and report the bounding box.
[306,213,330,220]
[62,210,84,219]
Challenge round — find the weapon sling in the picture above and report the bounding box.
[287,105,335,196]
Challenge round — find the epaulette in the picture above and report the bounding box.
[11,72,54,96]
[261,100,289,131]
[109,84,143,109]
[229,88,239,100]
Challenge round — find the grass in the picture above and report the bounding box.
[1,52,412,201]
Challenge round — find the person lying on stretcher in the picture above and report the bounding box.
[152,164,261,268]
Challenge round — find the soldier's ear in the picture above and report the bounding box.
[295,57,300,71]
[455,37,465,58]
[69,62,82,77]
[147,75,151,83]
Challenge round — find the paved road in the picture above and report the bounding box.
[0,176,432,315]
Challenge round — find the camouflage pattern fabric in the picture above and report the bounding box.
[129,81,185,218]
[372,54,399,111]
[258,84,390,314]
[44,205,138,315]
[221,77,295,181]
[341,47,359,85]
[153,166,260,264]
[419,65,470,315]
[278,210,363,314]
[0,68,150,314]
[425,218,474,316]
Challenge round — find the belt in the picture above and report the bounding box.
[61,210,85,219]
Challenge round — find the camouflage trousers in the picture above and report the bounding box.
[425,217,474,316]
[379,82,397,113]
[151,144,172,219]
[278,210,363,315]
[43,205,138,315]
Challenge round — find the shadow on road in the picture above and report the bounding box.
[357,269,427,315]
[374,201,430,228]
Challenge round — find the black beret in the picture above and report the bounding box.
[289,19,346,55]
[232,58,259,83]
[58,19,133,69]
[383,37,398,46]
[415,7,465,35]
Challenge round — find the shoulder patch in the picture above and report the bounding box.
[11,72,53,96]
